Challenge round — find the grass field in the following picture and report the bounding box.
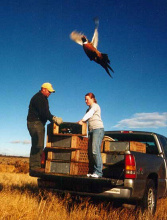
[0,155,167,219]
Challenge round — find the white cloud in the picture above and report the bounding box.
[114,112,167,129]
[10,140,31,144]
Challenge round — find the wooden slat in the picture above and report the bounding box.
[70,162,89,175]
[53,123,59,134]
[82,123,87,136]
[130,141,146,153]
[46,123,53,147]
[71,150,88,163]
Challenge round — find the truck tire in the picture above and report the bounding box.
[141,179,157,215]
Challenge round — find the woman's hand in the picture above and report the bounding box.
[78,120,83,125]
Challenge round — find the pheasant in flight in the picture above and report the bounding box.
[70,18,114,78]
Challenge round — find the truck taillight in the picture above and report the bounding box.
[125,154,136,179]
[41,151,46,168]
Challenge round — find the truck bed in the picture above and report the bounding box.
[35,170,131,199]
[31,129,167,214]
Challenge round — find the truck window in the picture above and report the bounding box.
[145,143,159,155]
[158,136,167,158]
[106,133,159,155]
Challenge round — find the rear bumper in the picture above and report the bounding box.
[36,173,132,200]
[39,177,131,199]
[100,188,131,199]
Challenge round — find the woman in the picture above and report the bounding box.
[78,93,104,178]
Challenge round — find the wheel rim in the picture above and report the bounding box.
[147,188,155,213]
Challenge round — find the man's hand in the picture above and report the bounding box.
[52,116,63,125]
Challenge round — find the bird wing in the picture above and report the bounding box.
[91,28,98,49]
[91,17,99,48]
[70,31,84,46]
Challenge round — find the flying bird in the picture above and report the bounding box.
[70,18,114,78]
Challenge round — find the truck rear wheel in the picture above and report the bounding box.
[142,179,157,215]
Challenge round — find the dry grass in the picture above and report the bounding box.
[0,155,29,173]
[0,156,167,219]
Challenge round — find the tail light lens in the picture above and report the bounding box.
[125,154,136,179]
[41,151,46,168]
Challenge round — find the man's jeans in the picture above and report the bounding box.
[88,128,104,177]
[27,121,45,170]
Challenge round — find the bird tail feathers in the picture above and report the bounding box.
[102,53,110,64]
[107,64,114,73]
[102,53,114,73]
[104,67,112,78]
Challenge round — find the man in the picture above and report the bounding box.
[27,82,62,173]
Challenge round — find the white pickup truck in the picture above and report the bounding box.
[30,123,167,215]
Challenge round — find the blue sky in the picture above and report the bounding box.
[1,0,167,156]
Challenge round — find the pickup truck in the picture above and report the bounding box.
[30,124,167,215]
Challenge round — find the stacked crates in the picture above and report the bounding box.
[101,136,146,164]
[45,122,89,175]
[45,126,146,177]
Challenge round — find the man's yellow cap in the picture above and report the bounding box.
[41,82,55,93]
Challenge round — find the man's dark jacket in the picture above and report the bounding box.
[27,91,53,125]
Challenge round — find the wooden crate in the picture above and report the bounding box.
[47,122,87,136]
[103,136,115,142]
[47,148,74,161]
[100,136,115,152]
[104,141,146,153]
[47,149,88,163]
[47,135,88,149]
[45,160,70,173]
[101,153,124,164]
[70,162,89,175]
[71,149,88,163]
[130,141,146,153]
[104,141,128,152]
[45,160,89,175]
